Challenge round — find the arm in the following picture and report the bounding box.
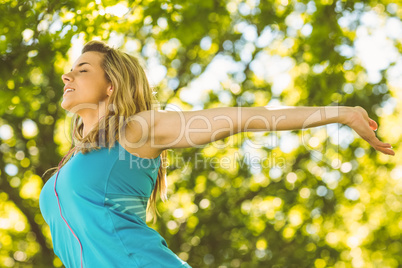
[126,106,394,155]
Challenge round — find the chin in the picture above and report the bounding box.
[61,99,76,112]
[61,100,71,111]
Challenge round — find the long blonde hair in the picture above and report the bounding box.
[53,40,167,220]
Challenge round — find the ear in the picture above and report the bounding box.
[107,85,113,96]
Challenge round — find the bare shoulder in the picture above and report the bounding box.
[119,110,163,159]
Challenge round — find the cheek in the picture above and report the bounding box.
[81,81,108,98]
[88,86,110,103]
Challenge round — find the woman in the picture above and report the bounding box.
[39,40,394,268]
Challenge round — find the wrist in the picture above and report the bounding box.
[338,106,354,125]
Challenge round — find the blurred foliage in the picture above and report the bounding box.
[1,0,402,267]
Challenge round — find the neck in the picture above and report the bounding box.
[78,101,108,137]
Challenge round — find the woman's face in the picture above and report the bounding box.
[61,51,112,113]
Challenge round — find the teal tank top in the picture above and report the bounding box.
[39,142,191,268]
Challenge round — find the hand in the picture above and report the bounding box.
[345,106,395,156]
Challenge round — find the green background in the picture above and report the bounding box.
[0,0,401,267]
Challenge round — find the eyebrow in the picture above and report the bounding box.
[70,62,91,72]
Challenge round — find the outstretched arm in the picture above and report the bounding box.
[127,106,394,155]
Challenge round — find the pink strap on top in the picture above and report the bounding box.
[53,146,83,268]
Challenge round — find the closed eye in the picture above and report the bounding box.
[79,70,87,73]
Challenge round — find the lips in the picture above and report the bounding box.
[63,86,75,96]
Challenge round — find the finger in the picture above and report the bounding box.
[388,149,395,155]
[365,135,391,149]
[377,142,392,148]
[378,147,395,155]
[372,137,392,146]
[372,138,392,148]
[373,135,393,147]
[371,139,395,155]
[369,119,378,131]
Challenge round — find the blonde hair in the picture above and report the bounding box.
[53,40,167,220]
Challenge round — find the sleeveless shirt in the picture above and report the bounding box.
[39,142,191,267]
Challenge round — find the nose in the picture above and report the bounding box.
[61,72,73,83]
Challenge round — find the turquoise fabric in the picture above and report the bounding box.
[39,143,191,268]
